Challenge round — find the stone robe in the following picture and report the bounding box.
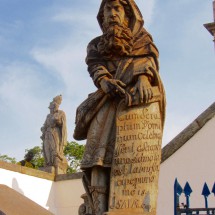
[41,110,67,166]
[74,0,165,170]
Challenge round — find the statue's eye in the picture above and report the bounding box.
[105,5,111,11]
[115,6,120,12]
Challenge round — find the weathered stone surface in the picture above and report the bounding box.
[196,102,215,128]
[108,102,162,214]
[0,161,55,181]
[0,160,21,172]
[55,172,83,181]
[39,166,55,174]
[73,0,166,214]
[41,95,68,175]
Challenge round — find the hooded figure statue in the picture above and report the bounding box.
[74,0,165,214]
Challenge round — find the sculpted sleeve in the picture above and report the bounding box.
[132,56,158,83]
[131,28,160,83]
[85,37,112,87]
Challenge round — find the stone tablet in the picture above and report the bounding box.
[107,101,162,215]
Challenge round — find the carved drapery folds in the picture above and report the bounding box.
[74,0,165,214]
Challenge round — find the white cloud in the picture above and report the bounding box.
[50,3,101,34]
[0,62,51,160]
[31,37,95,98]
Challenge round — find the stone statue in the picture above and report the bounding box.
[41,95,68,174]
[74,0,165,214]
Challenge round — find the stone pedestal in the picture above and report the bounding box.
[39,165,67,175]
[107,102,162,215]
[55,157,68,175]
[39,166,55,174]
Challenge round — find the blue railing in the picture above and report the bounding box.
[174,179,215,215]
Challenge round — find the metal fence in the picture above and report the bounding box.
[174,179,215,215]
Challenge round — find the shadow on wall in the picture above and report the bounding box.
[12,178,24,195]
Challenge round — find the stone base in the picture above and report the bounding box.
[56,166,67,174]
[39,165,67,175]
[39,166,55,174]
[57,162,68,174]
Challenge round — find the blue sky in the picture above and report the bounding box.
[0,0,214,161]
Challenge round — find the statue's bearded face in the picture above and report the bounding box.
[103,0,126,27]
[98,0,133,57]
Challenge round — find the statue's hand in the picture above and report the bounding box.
[131,75,153,103]
[100,77,126,97]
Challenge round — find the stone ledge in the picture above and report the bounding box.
[0,160,83,181]
[0,161,55,181]
[55,172,83,181]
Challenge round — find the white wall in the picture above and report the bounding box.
[55,179,84,215]
[157,116,215,215]
[0,167,84,215]
[0,168,56,214]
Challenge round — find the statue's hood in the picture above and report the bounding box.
[97,0,144,36]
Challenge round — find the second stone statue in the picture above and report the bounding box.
[41,95,68,175]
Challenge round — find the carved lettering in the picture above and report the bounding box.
[122,189,136,196]
[116,130,162,143]
[109,102,163,213]
[141,120,161,130]
[116,123,141,135]
[115,199,141,209]
[114,153,160,165]
[117,109,161,122]
[137,141,161,152]
[114,176,156,188]
[114,143,134,157]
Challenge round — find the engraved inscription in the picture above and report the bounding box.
[109,103,162,213]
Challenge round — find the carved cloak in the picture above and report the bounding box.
[73,0,165,169]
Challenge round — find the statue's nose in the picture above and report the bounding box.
[109,8,117,17]
[109,13,117,20]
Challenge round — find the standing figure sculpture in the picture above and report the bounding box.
[41,95,68,174]
[74,0,165,214]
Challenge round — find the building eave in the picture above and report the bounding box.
[161,102,215,163]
